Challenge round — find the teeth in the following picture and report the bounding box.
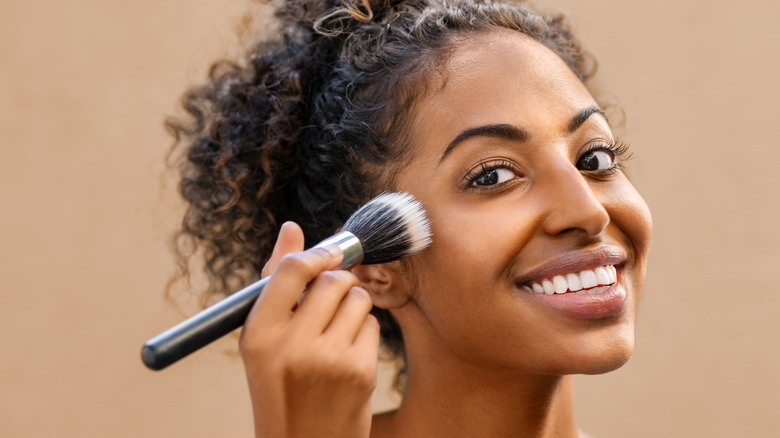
[595,267,610,285]
[566,273,582,291]
[552,276,568,294]
[523,265,618,295]
[580,270,598,289]
[607,265,617,283]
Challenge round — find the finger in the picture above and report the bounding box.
[253,245,344,325]
[351,314,381,370]
[292,271,361,335]
[319,286,374,343]
[261,222,305,278]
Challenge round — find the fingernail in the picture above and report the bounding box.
[351,285,369,296]
[278,221,294,235]
[323,244,343,258]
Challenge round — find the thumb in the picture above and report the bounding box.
[261,222,305,278]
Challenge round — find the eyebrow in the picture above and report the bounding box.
[438,106,607,164]
[568,106,607,133]
[439,124,529,163]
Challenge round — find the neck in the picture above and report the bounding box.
[373,332,579,438]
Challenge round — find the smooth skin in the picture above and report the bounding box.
[241,28,652,438]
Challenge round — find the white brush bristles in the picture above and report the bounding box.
[382,193,432,253]
[342,192,432,264]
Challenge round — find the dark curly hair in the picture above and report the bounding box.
[165,0,597,391]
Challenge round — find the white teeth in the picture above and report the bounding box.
[522,265,618,295]
[595,266,610,285]
[566,273,581,291]
[580,269,598,289]
[552,275,568,294]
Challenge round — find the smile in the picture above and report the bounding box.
[520,265,617,295]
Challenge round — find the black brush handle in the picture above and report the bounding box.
[141,231,363,371]
[141,277,269,370]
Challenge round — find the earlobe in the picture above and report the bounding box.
[351,262,411,309]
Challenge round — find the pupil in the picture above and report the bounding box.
[477,170,499,185]
[580,154,597,171]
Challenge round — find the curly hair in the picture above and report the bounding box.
[166,0,597,391]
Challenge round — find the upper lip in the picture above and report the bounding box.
[514,246,627,286]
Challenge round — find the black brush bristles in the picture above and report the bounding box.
[342,192,432,264]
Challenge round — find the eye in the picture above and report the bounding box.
[576,149,615,171]
[464,160,520,189]
[473,167,516,186]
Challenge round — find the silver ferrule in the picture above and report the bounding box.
[314,231,364,269]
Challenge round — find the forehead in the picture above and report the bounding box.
[408,28,598,145]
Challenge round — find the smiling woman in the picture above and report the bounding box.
[165,0,651,437]
[382,30,651,408]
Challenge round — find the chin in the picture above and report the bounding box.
[576,348,633,375]
[570,330,635,375]
[539,320,636,376]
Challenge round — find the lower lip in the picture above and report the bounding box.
[520,282,628,320]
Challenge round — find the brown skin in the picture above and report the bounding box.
[241,222,380,438]
[241,28,651,438]
[368,29,651,437]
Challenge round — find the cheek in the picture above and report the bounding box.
[412,197,534,287]
[399,199,539,346]
[401,202,495,304]
[614,183,652,255]
[410,208,502,294]
[604,178,652,277]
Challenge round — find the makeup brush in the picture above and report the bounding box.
[141,192,431,371]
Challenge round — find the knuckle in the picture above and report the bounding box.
[279,351,309,376]
[343,364,377,391]
[276,253,310,274]
[273,343,376,393]
[321,354,375,389]
[239,332,271,359]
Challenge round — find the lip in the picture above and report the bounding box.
[520,278,627,320]
[515,246,627,286]
[514,246,629,320]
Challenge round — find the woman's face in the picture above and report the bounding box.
[389,29,652,375]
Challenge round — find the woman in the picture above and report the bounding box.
[166,0,652,436]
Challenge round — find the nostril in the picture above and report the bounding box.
[537,164,610,238]
[542,203,609,238]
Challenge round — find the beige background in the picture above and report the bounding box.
[1,0,778,436]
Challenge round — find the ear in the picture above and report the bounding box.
[351,261,411,309]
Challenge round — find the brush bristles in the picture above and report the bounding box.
[342,192,432,264]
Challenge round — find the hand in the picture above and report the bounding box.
[240,222,380,438]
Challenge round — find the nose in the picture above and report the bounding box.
[538,161,609,238]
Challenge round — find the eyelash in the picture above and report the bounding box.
[580,139,633,175]
[461,139,633,191]
[462,158,521,191]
